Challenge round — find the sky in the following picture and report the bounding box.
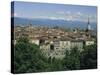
[12,1,97,23]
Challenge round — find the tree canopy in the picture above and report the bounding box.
[14,37,97,73]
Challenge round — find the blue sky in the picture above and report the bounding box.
[12,1,97,22]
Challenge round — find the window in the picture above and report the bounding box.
[56,47,59,50]
[50,44,54,50]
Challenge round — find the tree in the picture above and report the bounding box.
[14,37,97,73]
[14,37,50,73]
[63,47,81,70]
[80,44,97,69]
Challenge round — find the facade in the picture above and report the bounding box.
[85,40,94,46]
[70,40,84,51]
[30,39,40,45]
[39,39,83,59]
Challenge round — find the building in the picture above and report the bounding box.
[14,23,96,59]
[70,40,84,51]
[85,40,94,46]
[30,39,40,45]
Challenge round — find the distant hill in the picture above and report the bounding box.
[12,17,97,30]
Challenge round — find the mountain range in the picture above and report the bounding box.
[12,17,97,30]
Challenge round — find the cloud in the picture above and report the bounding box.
[56,11,65,14]
[31,12,97,23]
[32,16,67,20]
[84,14,97,23]
[14,10,97,23]
[57,11,82,21]
[65,11,97,22]
[65,11,79,21]
[77,12,83,16]
[14,13,17,16]
[11,12,18,17]
[56,11,76,21]
[66,11,71,14]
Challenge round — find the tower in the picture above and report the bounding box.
[86,16,91,38]
[87,17,91,30]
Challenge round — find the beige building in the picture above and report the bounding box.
[70,40,84,51]
[30,39,40,45]
[31,37,95,59]
[85,40,94,46]
[39,39,80,59]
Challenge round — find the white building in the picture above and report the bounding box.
[85,40,94,46]
[70,40,84,51]
[30,39,40,45]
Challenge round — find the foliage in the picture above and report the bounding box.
[63,44,97,70]
[80,44,97,69]
[63,47,80,70]
[14,37,49,73]
[14,37,97,73]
